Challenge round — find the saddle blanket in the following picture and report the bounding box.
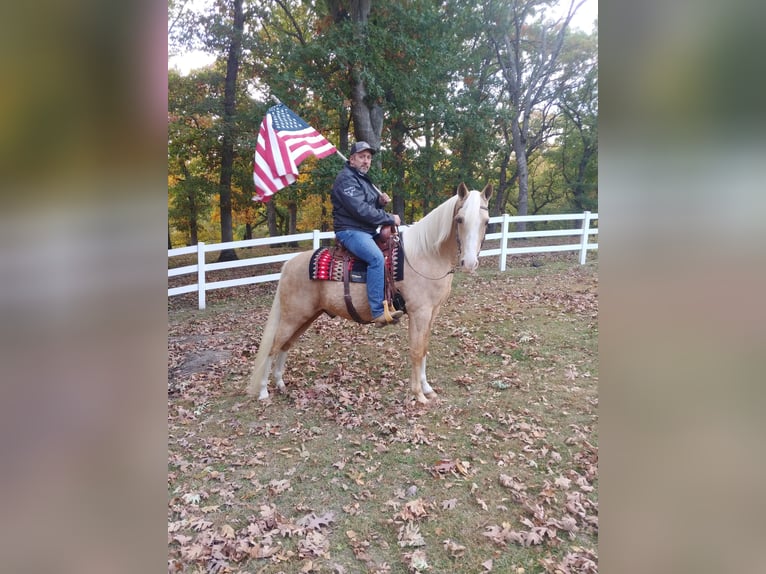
[308,244,404,283]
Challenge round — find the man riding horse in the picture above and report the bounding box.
[330,141,404,327]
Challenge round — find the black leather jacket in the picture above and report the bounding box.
[331,163,395,233]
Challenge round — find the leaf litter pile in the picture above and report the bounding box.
[169,259,598,573]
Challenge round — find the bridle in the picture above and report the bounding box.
[403,204,489,281]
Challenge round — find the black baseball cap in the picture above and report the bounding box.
[349,141,376,155]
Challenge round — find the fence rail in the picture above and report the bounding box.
[169,211,597,309]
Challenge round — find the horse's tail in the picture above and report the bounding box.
[246,281,282,396]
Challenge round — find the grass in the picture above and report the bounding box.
[168,256,598,573]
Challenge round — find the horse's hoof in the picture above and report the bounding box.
[415,394,429,404]
[258,389,270,401]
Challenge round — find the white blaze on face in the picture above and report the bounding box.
[458,190,487,272]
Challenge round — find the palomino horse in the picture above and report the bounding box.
[246,182,492,404]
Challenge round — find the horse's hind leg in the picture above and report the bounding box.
[270,311,323,393]
[271,351,288,392]
[252,356,272,400]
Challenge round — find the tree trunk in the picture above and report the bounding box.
[266,201,278,237]
[217,0,244,262]
[349,0,383,150]
[490,150,510,233]
[179,160,199,245]
[511,121,529,231]
[390,118,406,220]
[287,202,297,235]
[423,122,435,214]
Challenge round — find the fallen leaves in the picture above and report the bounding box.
[428,458,473,479]
[168,264,598,573]
[398,522,426,548]
[298,530,330,557]
[268,478,292,495]
[441,498,457,510]
[395,498,431,522]
[442,538,466,558]
[404,549,429,572]
[297,511,336,531]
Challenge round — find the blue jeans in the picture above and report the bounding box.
[335,229,385,318]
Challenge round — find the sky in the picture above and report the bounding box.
[168,0,598,75]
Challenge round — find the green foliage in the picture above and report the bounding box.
[169,0,598,237]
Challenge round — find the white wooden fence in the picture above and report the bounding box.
[168,211,597,310]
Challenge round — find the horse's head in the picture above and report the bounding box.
[454,182,492,272]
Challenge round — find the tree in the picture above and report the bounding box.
[213,0,246,261]
[556,25,598,216]
[168,68,222,245]
[485,0,587,230]
[167,0,598,240]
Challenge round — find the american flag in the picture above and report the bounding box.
[252,104,337,202]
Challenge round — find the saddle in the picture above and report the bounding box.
[308,225,405,324]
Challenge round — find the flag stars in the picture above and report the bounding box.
[271,104,308,132]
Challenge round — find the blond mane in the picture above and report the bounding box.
[401,194,460,260]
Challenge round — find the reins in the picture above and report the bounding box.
[403,251,457,281]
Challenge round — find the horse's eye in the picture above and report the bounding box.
[456,216,464,224]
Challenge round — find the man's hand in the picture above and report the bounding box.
[392,214,401,226]
[378,192,391,205]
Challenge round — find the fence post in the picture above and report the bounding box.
[579,211,591,265]
[197,242,206,310]
[499,213,510,272]
[312,229,321,250]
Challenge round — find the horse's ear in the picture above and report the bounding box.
[457,182,469,199]
[482,183,493,201]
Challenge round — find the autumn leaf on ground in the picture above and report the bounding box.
[247,542,279,559]
[554,476,572,490]
[398,522,426,547]
[297,511,336,530]
[396,498,430,521]
[483,523,525,546]
[268,478,292,495]
[171,533,192,545]
[430,459,457,477]
[499,474,528,493]
[443,539,466,558]
[540,547,598,574]
[441,498,457,510]
[429,458,472,478]
[298,531,329,557]
[404,549,429,572]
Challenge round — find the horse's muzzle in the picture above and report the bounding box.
[461,257,480,272]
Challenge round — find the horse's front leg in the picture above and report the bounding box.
[408,312,433,404]
[419,356,436,398]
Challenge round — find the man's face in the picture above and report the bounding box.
[349,150,372,174]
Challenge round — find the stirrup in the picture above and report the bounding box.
[374,300,403,327]
[383,300,396,323]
